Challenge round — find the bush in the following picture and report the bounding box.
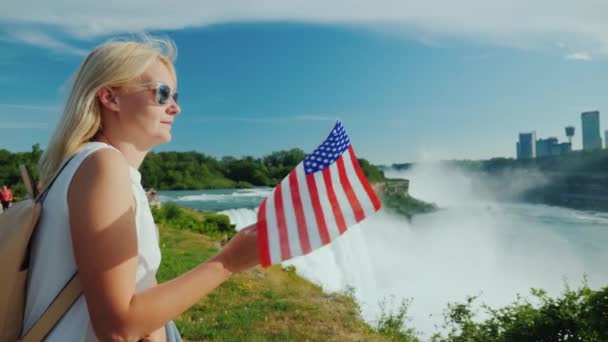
[152,203,237,240]
[375,296,420,341]
[432,280,608,342]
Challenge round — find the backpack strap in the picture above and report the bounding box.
[19,274,81,342]
[19,154,81,341]
[19,165,39,199]
[35,155,77,204]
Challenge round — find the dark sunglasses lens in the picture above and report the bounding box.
[157,85,171,105]
[172,92,179,104]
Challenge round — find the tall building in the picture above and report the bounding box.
[581,111,602,150]
[605,130,608,149]
[517,131,536,159]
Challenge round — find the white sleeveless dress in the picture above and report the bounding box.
[22,142,162,341]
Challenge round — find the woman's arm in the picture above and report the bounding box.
[68,149,259,341]
[140,279,165,342]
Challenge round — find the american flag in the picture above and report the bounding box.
[257,121,382,267]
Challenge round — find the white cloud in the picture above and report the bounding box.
[9,30,87,56]
[2,0,608,56]
[0,104,59,130]
[191,115,338,123]
[0,122,49,129]
[0,103,60,112]
[565,52,592,61]
[293,115,338,122]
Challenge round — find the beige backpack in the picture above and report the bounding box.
[0,158,81,342]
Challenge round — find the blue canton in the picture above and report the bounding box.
[303,121,351,174]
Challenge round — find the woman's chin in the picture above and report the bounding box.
[159,135,171,144]
[149,133,172,147]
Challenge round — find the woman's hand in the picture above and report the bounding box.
[215,223,260,274]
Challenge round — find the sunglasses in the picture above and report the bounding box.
[133,81,179,105]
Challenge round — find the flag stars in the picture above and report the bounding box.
[303,122,353,174]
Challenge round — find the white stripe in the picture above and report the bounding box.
[280,174,302,258]
[342,149,376,217]
[295,164,322,250]
[264,194,282,265]
[327,159,357,228]
[313,169,341,241]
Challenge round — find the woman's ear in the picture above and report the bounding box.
[97,87,120,112]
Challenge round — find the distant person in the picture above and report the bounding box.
[22,35,259,341]
[0,184,12,211]
[146,188,160,207]
[151,189,159,202]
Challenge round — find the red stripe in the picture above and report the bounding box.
[348,146,382,211]
[274,183,292,260]
[306,174,331,245]
[336,156,365,222]
[322,167,348,234]
[257,198,271,268]
[289,170,312,255]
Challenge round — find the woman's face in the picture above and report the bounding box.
[117,60,180,148]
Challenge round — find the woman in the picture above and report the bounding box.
[22,36,259,341]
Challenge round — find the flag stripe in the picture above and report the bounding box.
[306,174,331,245]
[313,171,340,240]
[322,167,348,234]
[336,156,365,222]
[264,192,282,265]
[327,159,358,228]
[348,146,382,211]
[288,170,312,255]
[257,199,271,267]
[341,148,376,218]
[273,183,292,260]
[281,175,303,257]
[294,165,321,251]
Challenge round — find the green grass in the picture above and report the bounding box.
[156,216,408,341]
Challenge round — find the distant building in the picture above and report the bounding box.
[556,142,572,155]
[536,137,558,158]
[536,137,571,157]
[517,131,536,159]
[581,111,602,150]
[565,126,575,144]
[605,130,608,149]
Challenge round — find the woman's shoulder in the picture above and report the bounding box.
[70,143,131,189]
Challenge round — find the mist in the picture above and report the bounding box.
[222,162,608,338]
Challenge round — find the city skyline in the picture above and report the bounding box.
[517,110,606,160]
[2,2,608,165]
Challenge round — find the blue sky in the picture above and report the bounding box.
[1,1,608,164]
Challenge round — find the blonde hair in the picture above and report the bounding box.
[39,35,177,184]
